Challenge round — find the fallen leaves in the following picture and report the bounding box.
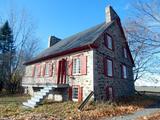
[0,94,156,120]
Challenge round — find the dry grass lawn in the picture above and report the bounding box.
[0,94,157,120]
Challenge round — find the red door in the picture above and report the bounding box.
[57,59,67,84]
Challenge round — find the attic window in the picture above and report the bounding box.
[104,34,113,50]
[121,64,127,79]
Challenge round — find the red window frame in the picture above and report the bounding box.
[104,33,114,51]
[104,57,114,77]
[106,86,114,100]
[70,85,83,102]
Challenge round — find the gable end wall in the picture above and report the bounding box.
[93,21,135,101]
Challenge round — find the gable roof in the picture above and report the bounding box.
[24,21,114,65]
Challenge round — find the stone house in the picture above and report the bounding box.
[22,5,135,107]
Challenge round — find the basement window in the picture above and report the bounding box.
[72,87,78,101]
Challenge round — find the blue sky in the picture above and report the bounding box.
[0,0,134,49]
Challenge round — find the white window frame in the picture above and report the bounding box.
[73,58,81,75]
[122,65,127,79]
[107,59,113,77]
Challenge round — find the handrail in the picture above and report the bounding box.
[78,91,94,111]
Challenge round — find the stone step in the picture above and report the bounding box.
[40,89,50,93]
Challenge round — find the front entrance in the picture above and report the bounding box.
[57,59,67,84]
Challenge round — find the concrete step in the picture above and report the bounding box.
[30,97,42,102]
[40,89,50,93]
[44,87,53,90]
[23,102,35,108]
[22,86,54,108]
[35,92,46,96]
[27,100,37,106]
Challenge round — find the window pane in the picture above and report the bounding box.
[73,59,77,74]
[107,35,113,49]
[72,88,78,99]
[124,48,127,58]
[73,58,81,74]
[45,63,49,75]
[123,65,127,78]
[107,59,113,76]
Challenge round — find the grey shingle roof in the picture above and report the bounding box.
[25,21,113,65]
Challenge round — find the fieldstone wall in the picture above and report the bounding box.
[23,50,94,101]
[93,21,135,101]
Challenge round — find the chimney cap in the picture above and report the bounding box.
[105,5,119,23]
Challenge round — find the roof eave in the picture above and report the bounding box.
[24,44,97,65]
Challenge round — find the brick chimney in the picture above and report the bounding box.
[105,5,119,23]
[48,36,61,47]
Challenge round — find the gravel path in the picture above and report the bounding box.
[101,99,160,120]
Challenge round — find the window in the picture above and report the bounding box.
[73,58,81,74]
[122,65,127,79]
[35,64,41,77]
[123,48,127,58]
[45,63,50,75]
[104,59,113,77]
[72,87,78,101]
[25,65,35,76]
[106,86,114,100]
[104,34,113,50]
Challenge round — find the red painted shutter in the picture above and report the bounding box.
[32,65,35,77]
[41,64,46,76]
[63,60,67,84]
[37,64,41,77]
[68,87,72,101]
[57,61,61,84]
[78,86,83,102]
[68,59,73,76]
[49,63,53,77]
[80,56,87,75]
[103,57,107,76]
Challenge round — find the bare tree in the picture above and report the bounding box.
[124,0,160,81]
[0,7,39,93]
